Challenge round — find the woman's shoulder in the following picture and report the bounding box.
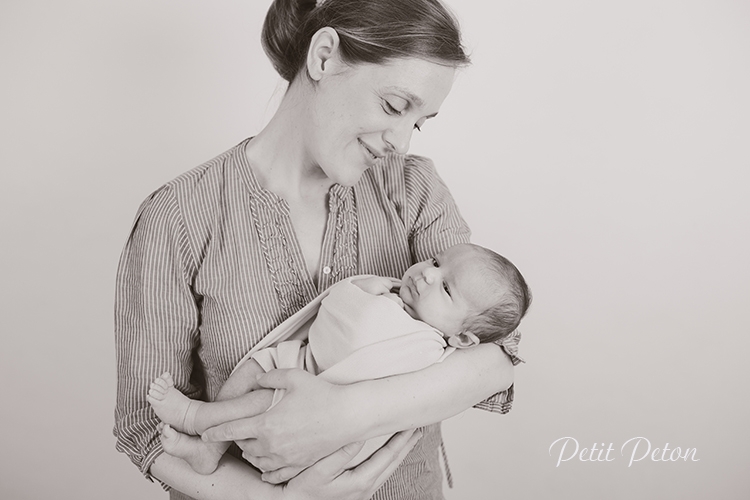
[129,140,251,243]
[138,140,250,215]
[163,141,246,196]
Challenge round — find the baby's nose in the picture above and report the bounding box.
[422,267,438,284]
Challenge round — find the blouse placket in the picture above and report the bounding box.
[244,169,359,320]
[318,184,359,291]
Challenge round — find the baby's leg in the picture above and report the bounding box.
[148,360,272,435]
[213,356,268,400]
[158,423,227,475]
[149,360,273,475]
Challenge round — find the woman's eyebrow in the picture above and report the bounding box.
[385,86,424,107]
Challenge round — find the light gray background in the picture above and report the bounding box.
[1,1,748,499]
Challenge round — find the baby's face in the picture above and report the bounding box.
[399,244,497,336]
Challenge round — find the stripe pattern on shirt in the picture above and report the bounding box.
[114,138,521,499]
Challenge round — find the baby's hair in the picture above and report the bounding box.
[262,0,470,82]
[463,246,532,344]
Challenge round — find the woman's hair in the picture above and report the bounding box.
[262,0,470,82]
[464,246,532,344]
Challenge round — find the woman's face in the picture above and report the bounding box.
[308,57,456,186]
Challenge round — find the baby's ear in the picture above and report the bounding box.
[446,331,481,349]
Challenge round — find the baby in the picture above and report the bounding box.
[147,243,531,475]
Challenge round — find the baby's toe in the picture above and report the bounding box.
[160,372,175,388]
[161,424,178,442]
[148,387,165,400]
[153,377,170,391]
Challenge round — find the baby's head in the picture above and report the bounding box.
[399,243,531,348]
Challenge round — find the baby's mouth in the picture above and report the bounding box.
[407,276,419,296]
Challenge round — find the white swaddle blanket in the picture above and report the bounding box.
[231,275,455,467]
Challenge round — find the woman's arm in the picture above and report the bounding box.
[344,343,513,435]
[114,186,203,482]
[150,453,275,500]
[203,342,513,472]
[150,430,422,500]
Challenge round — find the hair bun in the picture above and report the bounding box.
[262,0,318,82]
[262,0,469,82]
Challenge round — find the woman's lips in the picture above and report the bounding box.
[358,139,380,164]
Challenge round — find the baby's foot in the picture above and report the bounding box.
[147,372,203,434]
[159,424,225,475]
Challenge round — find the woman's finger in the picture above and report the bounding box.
[234,438,267,458]
[310,441,367,477]
[241,451,275,472]
[242,453,284,474]
[261,465,305,484]
[255,368,311,391]
[201,417,260,442]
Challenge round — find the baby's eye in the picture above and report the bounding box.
[431,257,439,267]
[443,281,451,296]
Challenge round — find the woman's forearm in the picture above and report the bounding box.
[344,343,514,439]
[151,435,423,500]
[201,344,514,472]
[150,452,280,500]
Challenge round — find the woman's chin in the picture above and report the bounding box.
[330,167,368,187]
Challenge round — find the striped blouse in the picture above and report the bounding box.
[114,138,523,500]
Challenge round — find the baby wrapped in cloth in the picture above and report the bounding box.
[147,242,530,478]
[235,275,455,467]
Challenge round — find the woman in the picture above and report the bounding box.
[114,0,520,498]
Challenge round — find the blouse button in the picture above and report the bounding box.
[323,266,332,275]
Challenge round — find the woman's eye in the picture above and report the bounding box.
[384,101,403,116]
[413,123,422,132]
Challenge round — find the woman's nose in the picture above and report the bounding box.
[383,125,413,155]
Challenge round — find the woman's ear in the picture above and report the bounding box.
[446,332,481,349]
[306,27,342,81]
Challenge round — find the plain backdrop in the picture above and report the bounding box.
[1,1,749,499]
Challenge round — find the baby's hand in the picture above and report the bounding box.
[351,276,400,296]
[382,292,404,309]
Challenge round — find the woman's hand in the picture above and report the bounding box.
[278,429,422,500]
[202,369,358,471]
[149,429,419,500]
[203,344,513,473]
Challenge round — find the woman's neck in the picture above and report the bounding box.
[244,83,333,204]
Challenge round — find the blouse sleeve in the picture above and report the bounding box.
[403,155,522,414]
[114,185,200,486]
[474,329,525,414]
